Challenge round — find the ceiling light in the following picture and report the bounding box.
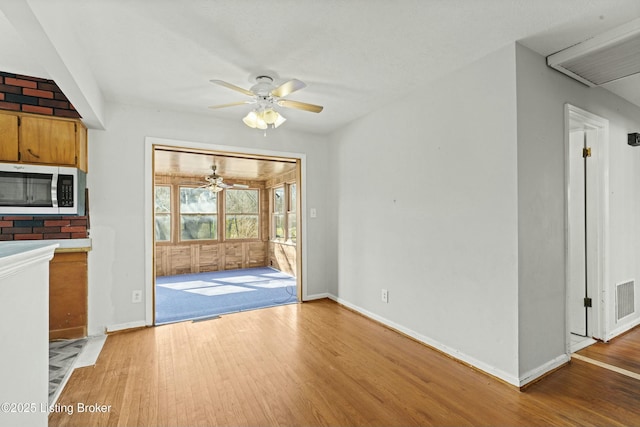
[242,108,285,130]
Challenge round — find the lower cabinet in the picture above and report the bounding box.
[49,251,88,340]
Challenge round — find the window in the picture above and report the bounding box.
[154,185,171,242]
[287,184,297,243]
[225,189,259,239]
[273,186,285,240]
[179,187,217,241]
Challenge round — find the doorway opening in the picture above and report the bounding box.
[564,104,610,353]
[151,144,303,324]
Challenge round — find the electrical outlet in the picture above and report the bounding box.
[381,289,388,303]
[132,290,142,303]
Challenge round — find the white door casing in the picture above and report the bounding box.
[564,104,610,350]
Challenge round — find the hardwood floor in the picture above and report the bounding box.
[49,299,640,426]
[576,326,640,376]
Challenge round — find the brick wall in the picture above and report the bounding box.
[0,216,89,241]
[0,71,81,118]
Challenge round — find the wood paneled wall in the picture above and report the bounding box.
[265,168,298,275]
[154,168,300,278]
[269,242,297,276]
[156,241,268,276]
[154,173,269,277]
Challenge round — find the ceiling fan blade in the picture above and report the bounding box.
[208,101,252,109]
[271,79,306,98]
[232,184,250,189]
[278,99,324,113]
[218,182,232,188]
[210,80,254,97]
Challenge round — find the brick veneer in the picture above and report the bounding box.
[0,71,81,118]
[0,216,89,241]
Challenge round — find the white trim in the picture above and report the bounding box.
[106,320,146,333]
[144,136,309,326]
[519,354,571,386]
[327,294,522,387]
[607,316,640,341]
[564,104,610,350]
[304,292,330,301]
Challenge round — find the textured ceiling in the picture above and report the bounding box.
[1,0,640,134]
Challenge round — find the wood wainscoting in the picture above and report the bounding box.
[155,241,267,276]
[269,241,296,276]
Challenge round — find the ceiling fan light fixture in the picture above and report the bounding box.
[242,110,259,128]
[262,108,278,124]
[212,75,322,132]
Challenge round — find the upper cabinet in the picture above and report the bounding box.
[0,113,18,162]
[0,110,88,172]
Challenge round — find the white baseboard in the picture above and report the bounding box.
[518,354,570,387]
[106,320,146,333]
[328,293,570,387]
[304,292,330,301]
[607,316,640,342]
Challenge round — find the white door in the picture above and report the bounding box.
[568,129,587,336]
[568,127,598,337]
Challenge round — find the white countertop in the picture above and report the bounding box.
[0,241,60,279]
[0,240,59,258]
[0,238,90,266]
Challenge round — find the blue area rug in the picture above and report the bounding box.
[155,267,297,325]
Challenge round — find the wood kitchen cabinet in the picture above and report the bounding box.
[0,110,88,172]
[49,251,88,340]
[0,113,19,161]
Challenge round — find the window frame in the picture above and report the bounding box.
[154,184,172,244]
[271,182,297,245]
[223,188,261,241]
[178,185,219,242]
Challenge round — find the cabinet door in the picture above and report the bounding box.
[20,116,76,166]
[49,252,87,340]
[0,113,19,162]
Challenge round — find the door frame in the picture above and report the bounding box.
[143,136,307,326]
[564,104,610,350]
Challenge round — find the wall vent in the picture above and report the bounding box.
[547,18,640,87]
[616,280,635,321]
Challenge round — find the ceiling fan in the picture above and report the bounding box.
[209,75,323,130]
[198,165,248,193]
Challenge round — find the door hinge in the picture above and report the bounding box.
[583,147,592,158]
[584,297,593,308]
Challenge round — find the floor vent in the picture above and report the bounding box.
[616,280,635,321]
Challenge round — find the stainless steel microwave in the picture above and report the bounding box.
[0,163,85,215]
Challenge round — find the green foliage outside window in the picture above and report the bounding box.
[225,189,259,239]
[180,187,217,240]
[155,186,171,241]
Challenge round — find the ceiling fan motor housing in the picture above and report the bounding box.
[251,75,276,97]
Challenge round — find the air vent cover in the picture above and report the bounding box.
[547,18,640,87]
[616,280,635,321]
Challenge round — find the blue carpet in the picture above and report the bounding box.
[155,267,297,325]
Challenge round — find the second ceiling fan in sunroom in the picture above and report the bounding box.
[209,74,323,130]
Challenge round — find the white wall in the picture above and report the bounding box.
[329,44,521,383]
[515,43,640,374]
[86,103,330,334]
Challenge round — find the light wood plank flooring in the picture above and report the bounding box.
[49,299,640,426]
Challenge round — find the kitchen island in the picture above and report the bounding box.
[0,241,58,427]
